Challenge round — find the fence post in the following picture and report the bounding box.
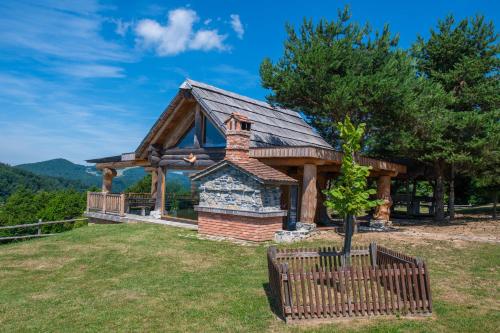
[86,192,90,212]
[282,263,292,317]
[102,192,107,214]
[37,219,42,236]
[369,242,377,267]
[120,193,126,216]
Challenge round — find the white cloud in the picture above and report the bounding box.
[190,30,227,51]
[54,64,125,78]
[0,1,132,63]
[111,18,132,37]
[230,14,244,39]
[204,18,212,25]
[135,8,227,56]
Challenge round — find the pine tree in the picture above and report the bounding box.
[412,14,499,220]
[260,6,413,149]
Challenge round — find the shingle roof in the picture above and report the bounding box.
[183,79,333,149]
[192,158,297,185]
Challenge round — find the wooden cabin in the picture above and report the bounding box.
[85,80,406,240]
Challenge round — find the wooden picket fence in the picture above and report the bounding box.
[267,243,432,322]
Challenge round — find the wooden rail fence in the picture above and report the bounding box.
[0,218,87,241]
[267,243,432,322]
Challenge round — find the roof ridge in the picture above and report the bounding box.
[183,79,303,119]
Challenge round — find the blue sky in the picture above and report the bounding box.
[0,0,498,165]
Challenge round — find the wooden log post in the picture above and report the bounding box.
[154,166,166,213]
[373,174,392,226]
[101,168,117,193]
[300,164,317,224]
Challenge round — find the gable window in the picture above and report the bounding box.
[176,124,195,148]
[202,115,225,147]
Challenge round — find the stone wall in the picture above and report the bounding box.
[197,165,282,213]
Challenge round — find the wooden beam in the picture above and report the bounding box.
[300,164,317,223]
[162,147,225,155]
[96,159,149,170]
[194,104,202,148]
[159,159,217,168]
[251,147,407,174]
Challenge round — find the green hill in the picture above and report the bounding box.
[0,163,86,201]
[16,159,146,192]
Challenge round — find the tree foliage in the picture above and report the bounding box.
[323,117,381,262]
[0,188,87,236]
[260,6,414,149]
[323,117,381,218]
[125,174,152,193]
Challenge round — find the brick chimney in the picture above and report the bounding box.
[224,113,253,161]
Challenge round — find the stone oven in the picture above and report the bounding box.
[192,113,297,242]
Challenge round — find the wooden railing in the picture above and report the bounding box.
[267,244,432,322]
[87,192,126,216]
[0,218,87,241]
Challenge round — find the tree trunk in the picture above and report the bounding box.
[342,214,354,267]
[448,163,455,221]
[434,161,445,222]
[493,191,498,220]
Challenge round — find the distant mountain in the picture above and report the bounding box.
[0,163,86,201]
[16,158,146,192]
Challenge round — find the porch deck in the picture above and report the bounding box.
[84,211,198,230]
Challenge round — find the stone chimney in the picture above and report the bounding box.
[224,113,253,161]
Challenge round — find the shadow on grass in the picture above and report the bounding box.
[263,282,285,321]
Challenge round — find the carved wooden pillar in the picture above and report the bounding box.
[373,174,392,224]
[300,164,317,224]
[101,168,117,192]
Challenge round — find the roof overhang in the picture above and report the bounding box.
[250,146,407,175]
[86,152,149,170]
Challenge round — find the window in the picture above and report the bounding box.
[202,116,225,147]
[176,125,195,148]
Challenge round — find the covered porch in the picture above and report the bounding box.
[84,80,407,230]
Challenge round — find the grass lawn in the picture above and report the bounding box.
[0,223,498,332]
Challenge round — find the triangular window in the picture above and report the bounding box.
[176,125,195,148]
[203,116,225,147]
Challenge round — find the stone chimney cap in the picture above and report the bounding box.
[224,113,253,125]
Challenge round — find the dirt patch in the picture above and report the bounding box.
[313,216,500,245]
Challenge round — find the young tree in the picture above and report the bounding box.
[412,14,499,220]
[260,6,414,149]
[323,117,381,265]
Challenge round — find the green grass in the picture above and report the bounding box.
[0,224,498,332]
